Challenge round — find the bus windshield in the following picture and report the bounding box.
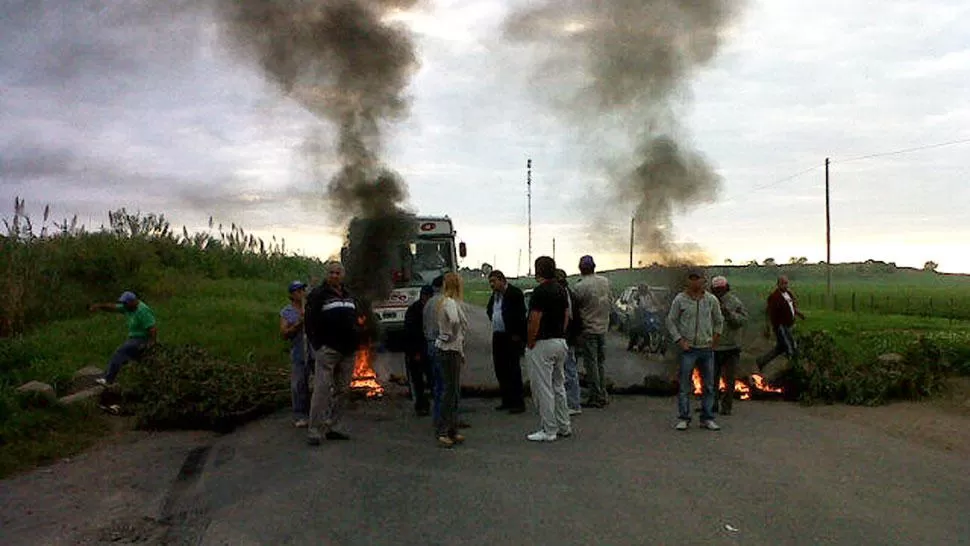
[400,239,455,286]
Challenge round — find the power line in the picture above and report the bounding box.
[832,136,970,165]
[748,163,823,193]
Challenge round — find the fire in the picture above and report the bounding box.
[751,373,783,394]
[350,345,384,398]
[690,369,775,401]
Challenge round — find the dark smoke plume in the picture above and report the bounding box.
[504,0,742,262]
[217,0,422,301]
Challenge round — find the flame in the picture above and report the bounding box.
[690,369,770,401]
[350,345,384,398]
[750,373,782,394]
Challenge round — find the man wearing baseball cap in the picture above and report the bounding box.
[666,267,724,431]
[280,280,312,427]
[572,255,613,408]
[710,275,748,416]
[89,291,157,386]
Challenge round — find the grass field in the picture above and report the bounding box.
[3,204,969,477]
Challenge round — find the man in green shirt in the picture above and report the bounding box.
[90,291,157,385]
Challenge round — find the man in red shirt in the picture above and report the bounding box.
[756,275,805,372]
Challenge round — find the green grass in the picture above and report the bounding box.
[0,400,110,478]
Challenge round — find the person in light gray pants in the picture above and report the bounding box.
[527,338,571,438]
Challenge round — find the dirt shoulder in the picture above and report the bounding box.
[802,378,970,456]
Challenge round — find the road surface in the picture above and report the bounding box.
[2,304,968,545]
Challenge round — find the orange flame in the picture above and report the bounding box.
[691,369,772,401]
[350,345,384,398]
[750,373,782,394]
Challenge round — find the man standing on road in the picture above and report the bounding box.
[666,267,724,431]
[304,261,360,444]
[756,275,805,372]
[556,268,583,416]
[486,270,528,414]
[525,256,571,442]
[710,276,748,416]
[404,285,434,417]
[280,280,313,428]
[572,255,612,408]
[423,275,445,427]
[91,291,157,386]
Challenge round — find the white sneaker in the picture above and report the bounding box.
[700,420,721,431]
[95,378,108,386]
[527,430,558,442]
[294,418,309,428]
[568,408,582,416]
[675,420,689,431]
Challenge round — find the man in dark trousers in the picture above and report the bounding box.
[304,261,360,445]
[404,285,434,416]
[756,275,806,372]
[486,270,528,413]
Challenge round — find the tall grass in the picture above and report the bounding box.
[0,198,323,336]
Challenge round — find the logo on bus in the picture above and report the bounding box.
[419,222,436,232]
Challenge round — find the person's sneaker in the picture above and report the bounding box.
[700,420,721,431]
[437,435,455,448]
[450,433,465,444]
[325,431,350,440]
[526,430,558,442]
[568,408,582,416]
[95,378,108,387]
[307,430,322,446]
[558,429,573,438]
[675,420,689,431]
[293,418,309,428]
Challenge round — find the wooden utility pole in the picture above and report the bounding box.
[825,157,832,304]
[629,216,635,270]
[527,159,533,277]
[552,237,556,261]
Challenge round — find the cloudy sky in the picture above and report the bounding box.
[2,0,969,275]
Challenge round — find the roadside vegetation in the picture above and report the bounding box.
[0,199,323,477]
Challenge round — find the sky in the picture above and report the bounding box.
[2,0,969,275]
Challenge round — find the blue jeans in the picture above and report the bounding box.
[104,338,149,384]
[564,346,581,410]
[427,340,444,426]
[678,348,715,422]
[290,340,313,420]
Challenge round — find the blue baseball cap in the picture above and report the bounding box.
[579,255,596,269]
[117,291,137,304]
[288,280,308,293]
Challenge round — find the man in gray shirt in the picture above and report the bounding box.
[572,255,612,408]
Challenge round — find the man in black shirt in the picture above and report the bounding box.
[404,285,434,416]
[304,261,360,445]
[525,256,571,442]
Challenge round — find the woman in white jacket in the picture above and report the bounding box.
[435,272,468,447]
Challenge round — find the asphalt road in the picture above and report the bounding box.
[3,305,969,545]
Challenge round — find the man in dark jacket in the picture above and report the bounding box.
[304,261,360,445]
[756,275,805,372]
[486,270,528,413]
[404,285,434,416]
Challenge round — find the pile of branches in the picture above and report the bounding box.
[783,331,951,406]
[118,344,288,432]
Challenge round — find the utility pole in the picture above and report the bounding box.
[527,158,533,277]
[552,237,556,261]
[825,157,832,305]
[629,216,635,270]
[517,249,522,279]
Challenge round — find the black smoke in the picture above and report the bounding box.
[503,0,743,262]
[217,0,423,300]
